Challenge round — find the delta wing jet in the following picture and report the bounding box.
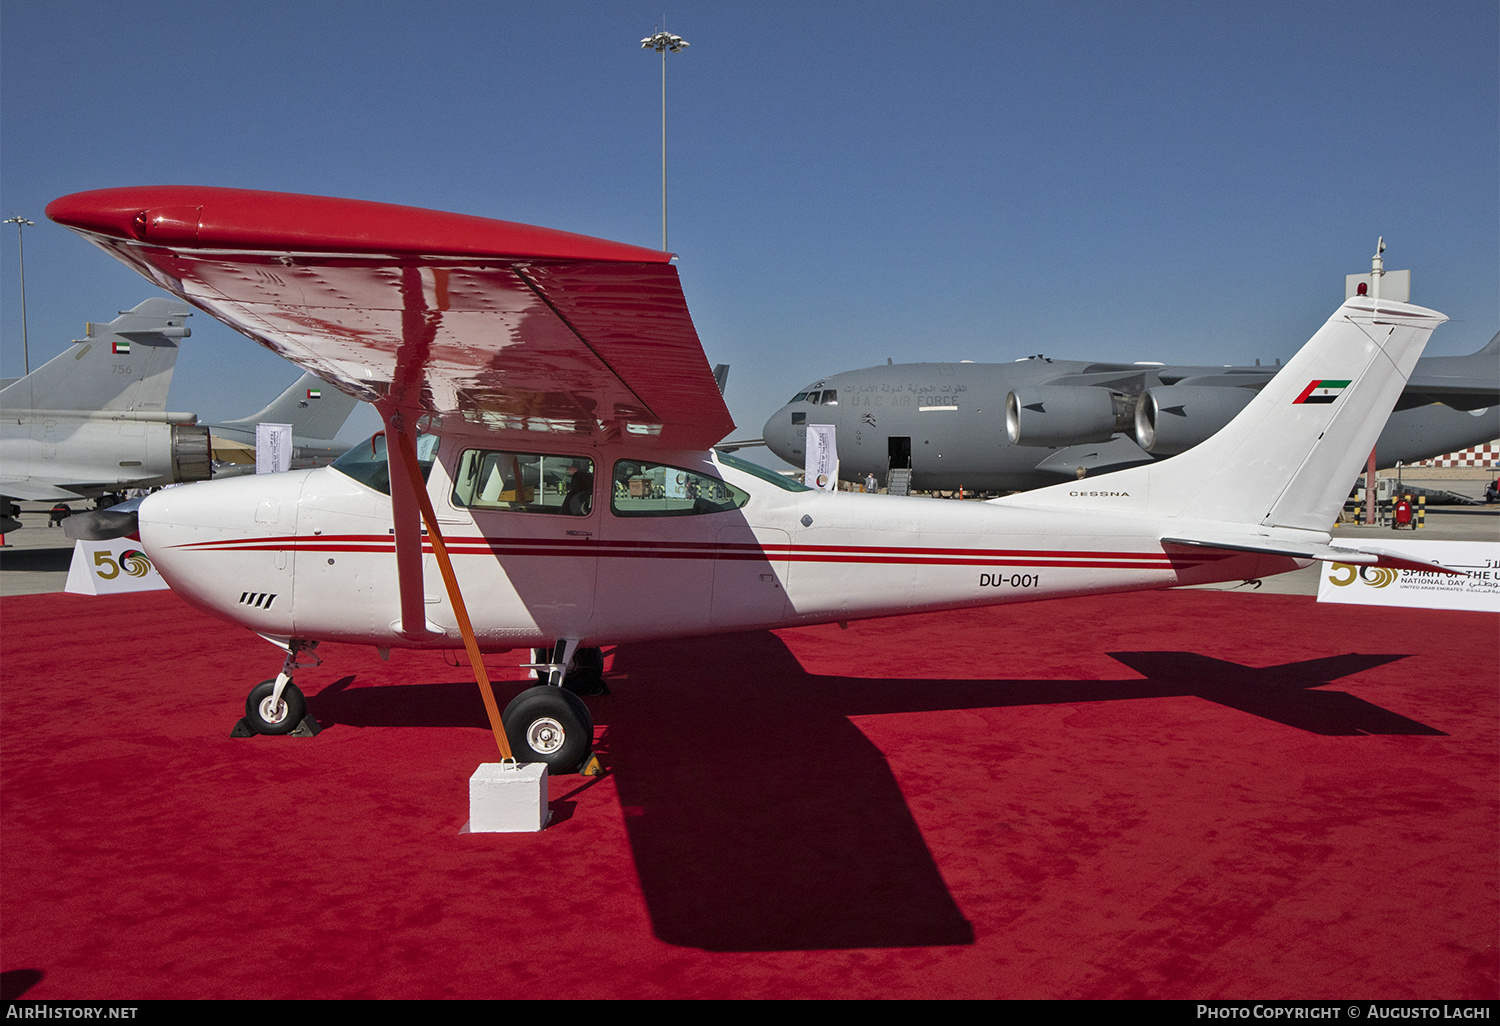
[47,186,1458,774]
[206,371,358,475]
[0,298,208,509]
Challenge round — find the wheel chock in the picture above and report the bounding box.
[230,714,322,738]
[578,753,605,777]
[466,761,550,832]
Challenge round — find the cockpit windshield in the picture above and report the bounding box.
[789,388,837,406]
[330,432,438,495]
[717,450,812,492]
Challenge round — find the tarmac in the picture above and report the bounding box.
[3,483,1495,599]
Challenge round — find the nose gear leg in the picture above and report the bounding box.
[232,639,323,737]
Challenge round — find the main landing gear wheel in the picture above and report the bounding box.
[245,679,307,736]
[503,686,593,774]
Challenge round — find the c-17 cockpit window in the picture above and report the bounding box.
[820,389,838,405]
[611,461,750,517]
[790,391,809,403]
[451,450,595,516]
[330,432,437,495]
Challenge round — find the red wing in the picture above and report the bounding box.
[47,186,736,449]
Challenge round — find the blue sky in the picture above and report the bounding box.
[2,1,1496,460]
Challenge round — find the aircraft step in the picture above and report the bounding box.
[886,467,912,496]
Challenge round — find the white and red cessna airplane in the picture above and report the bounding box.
[46,186,1455,773]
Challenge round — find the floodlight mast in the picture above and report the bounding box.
[640,29,689,251]
[2,216,35,374]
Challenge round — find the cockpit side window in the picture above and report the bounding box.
[611,461,750,517]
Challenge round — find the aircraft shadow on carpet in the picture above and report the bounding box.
[302,631,1437,953]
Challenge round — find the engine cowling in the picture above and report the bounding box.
[1134,385,1256,455]
[1005,386,1129,447]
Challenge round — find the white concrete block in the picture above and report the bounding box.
[468,762,549,832]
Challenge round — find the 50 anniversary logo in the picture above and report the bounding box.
[1327,563,1399,588]
[92,549,155,581]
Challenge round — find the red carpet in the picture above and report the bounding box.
[1,589,1495,999]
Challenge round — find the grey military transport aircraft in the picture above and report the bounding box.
[762,331,1500,493]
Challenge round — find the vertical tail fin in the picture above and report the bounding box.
[997,298,1447,530]
[0,298,191,414]
[217,371,359,440]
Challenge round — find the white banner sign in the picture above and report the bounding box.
[1317,540,1500,612]
[805,423,838,492]
[256,422,293,474]
[65,539,170,595]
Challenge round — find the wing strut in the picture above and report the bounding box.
[387,414,515,760]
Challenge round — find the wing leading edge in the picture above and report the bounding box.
[46,186,736,449]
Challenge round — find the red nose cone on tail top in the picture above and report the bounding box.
[46,186,675,263]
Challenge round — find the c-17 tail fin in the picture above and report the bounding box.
[0,298,191,415]
[998,298,1448,531]
[217,372,358,441]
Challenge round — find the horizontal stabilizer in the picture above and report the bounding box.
[1161,536,1464,576]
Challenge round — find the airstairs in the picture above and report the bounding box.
[886,467,912,496]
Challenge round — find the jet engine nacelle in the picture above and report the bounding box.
[1134,385,1256,455]
[1005,386,1130,447]
[0,415,211,494]
[172,424,213,482]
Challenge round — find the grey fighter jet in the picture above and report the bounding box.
[1,300,359,532]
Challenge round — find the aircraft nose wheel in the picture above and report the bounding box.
[244,679,308,736]
[503,686,593,774]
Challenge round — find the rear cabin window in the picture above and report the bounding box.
[451,450,595,516]
[611,461,750,517]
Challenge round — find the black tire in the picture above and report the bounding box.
[562,646,608,696]
[245,679,307,736]
[502,686,593,773]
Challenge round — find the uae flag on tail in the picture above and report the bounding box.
[306,389,321,400]
[111,341,130,354]
[1294,379,1351,405]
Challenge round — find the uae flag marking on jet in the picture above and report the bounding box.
[1294,379,1351,404]
[306,389,321,400]
[112,341,130,354]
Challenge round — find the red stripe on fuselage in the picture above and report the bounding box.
[162,533,1226,569]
